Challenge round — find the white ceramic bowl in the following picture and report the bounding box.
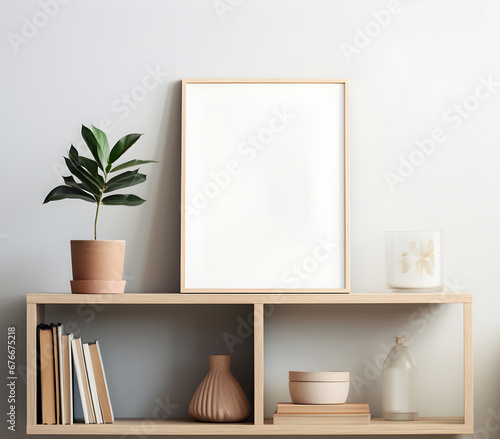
[288,371,350,404]
[289,381,349,404]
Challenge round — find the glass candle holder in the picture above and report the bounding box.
[386,231,443,291]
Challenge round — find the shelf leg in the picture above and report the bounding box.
[463,301,473,428]
[254,303,264,425]
[26,303,44,426]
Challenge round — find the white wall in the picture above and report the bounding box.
[1,0,499,438]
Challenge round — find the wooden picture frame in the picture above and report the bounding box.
[181,79,349,293]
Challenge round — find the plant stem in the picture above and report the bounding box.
[94,171,107,240]
[94,200,101,240]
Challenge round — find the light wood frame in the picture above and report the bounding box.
[27,292,472,436]
[181,79,350,294]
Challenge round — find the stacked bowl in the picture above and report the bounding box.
[288,371,350,404]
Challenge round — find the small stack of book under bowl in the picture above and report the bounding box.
[273,402,371,425]
[273,371,370,425]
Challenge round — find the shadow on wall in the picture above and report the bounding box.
[140,80,182,293]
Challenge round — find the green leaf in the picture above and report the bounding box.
[81,125,104,170]
[44,185,96,204]
[79,156,101,180]
[110,159,157,173]
[105,170,147,193]
[109,133,143,164]
[67,152,102,189]
[92,125,110,167]
[68,145,79,162]
[101,194,146,206]
[65,156,103,196]
[63,175,89,192]
[68,146,104,185]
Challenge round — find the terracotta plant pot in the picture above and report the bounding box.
[70,240,126,294]
[188,355,251,422]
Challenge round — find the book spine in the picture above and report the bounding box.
[57,325,63,424]
[39,326,56,425]
[83,343,103,424]
[51,325,61,424]
[68,334,73,425]
[71,338,90,424]
[92,340,114,423]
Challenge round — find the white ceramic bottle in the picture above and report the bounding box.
[382,336,418,421]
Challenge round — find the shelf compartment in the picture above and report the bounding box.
[26,293,472,436]
[264,303,466,422]
[27,301,259,427]
[26,416,471,435]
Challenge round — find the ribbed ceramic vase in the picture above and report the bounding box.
[188,355,251,422]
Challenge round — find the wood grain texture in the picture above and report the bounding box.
[464,302,474,428]
[180,78,187,293]
[253,304,264,425]
[26,303,38,426]
[344,79,350,292]
[26,417,472,435]
[26,292,472,305]
[180,79,350,294]
[26,294,473,436]
[181,79,349,84]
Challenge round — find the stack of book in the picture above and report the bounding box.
[37,323,114,425]
[273,402,371,425]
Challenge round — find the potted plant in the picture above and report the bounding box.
[44,124,156,293]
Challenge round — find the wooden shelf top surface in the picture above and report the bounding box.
[26,292,471,305]
[26,417,472,435]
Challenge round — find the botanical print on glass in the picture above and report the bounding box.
[386,232,443,291]
[400,239,435,277]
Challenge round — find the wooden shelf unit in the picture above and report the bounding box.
[26,292,473,436]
